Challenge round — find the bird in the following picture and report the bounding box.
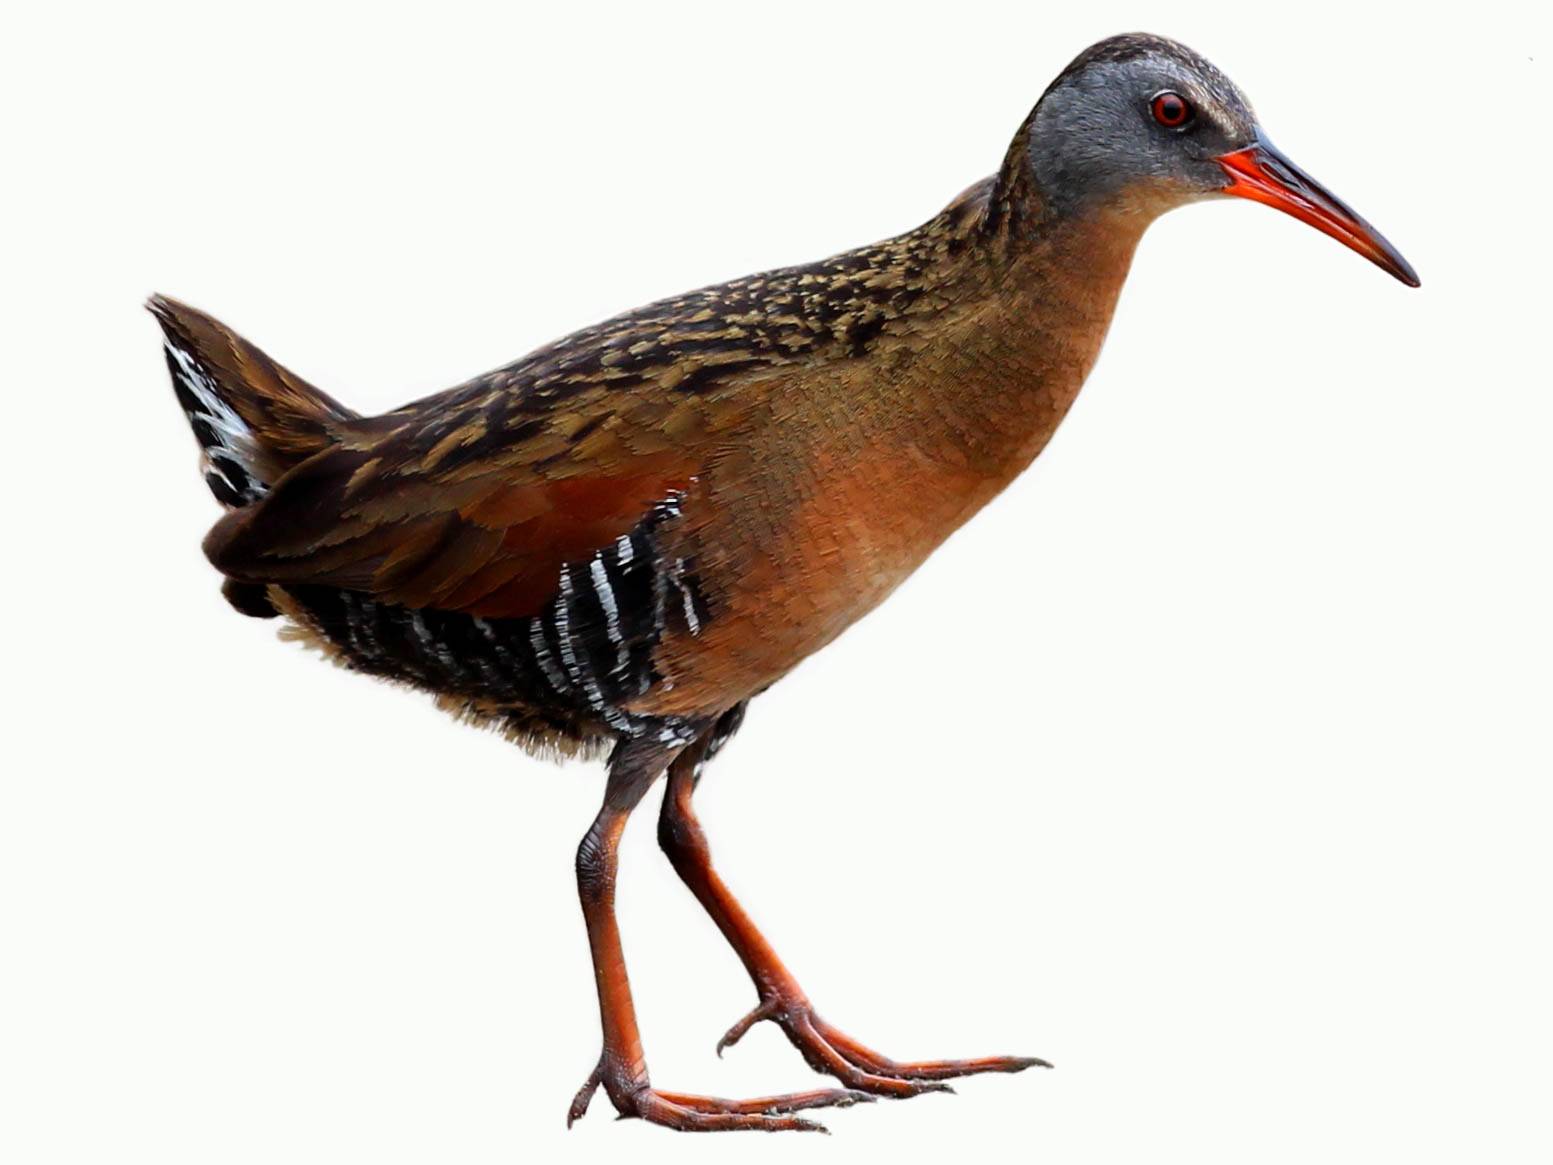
[150,32,1418,1134]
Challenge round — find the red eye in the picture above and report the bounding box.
[1151,91,1192,128]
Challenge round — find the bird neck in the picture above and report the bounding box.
[879,183,1150,496]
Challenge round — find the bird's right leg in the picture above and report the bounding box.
[566,733,868,1133]
[656,730,1048,1098]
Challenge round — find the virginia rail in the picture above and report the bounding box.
[152,33,1418,1133]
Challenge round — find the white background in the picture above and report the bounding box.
[3,2,1548,1162]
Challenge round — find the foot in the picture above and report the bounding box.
[567,1055,872,1133]
[718,993,1051,1098]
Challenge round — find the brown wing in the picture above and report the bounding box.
[205,386,730,621]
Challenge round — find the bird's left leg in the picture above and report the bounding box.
[657,727,1049,1097]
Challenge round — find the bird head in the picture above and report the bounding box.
[1022,33,1418,286]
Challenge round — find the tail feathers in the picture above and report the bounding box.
[148,294,359,507]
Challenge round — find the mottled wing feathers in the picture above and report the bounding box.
[205,404,707,621]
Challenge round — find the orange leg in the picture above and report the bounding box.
[657,736,1050,1097]
[567,736,870,1133]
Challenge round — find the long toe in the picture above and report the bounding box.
[568,1060,865,1134]
[654,1087,875,1115]
[720,996,1050,1095]
[632,1091,830,1133]
[787,1015,958,1098]
[810,1016,1052,1080]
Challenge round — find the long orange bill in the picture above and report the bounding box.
[1217,130,1420,287]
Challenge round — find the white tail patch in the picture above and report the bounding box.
[164,338,268,504]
